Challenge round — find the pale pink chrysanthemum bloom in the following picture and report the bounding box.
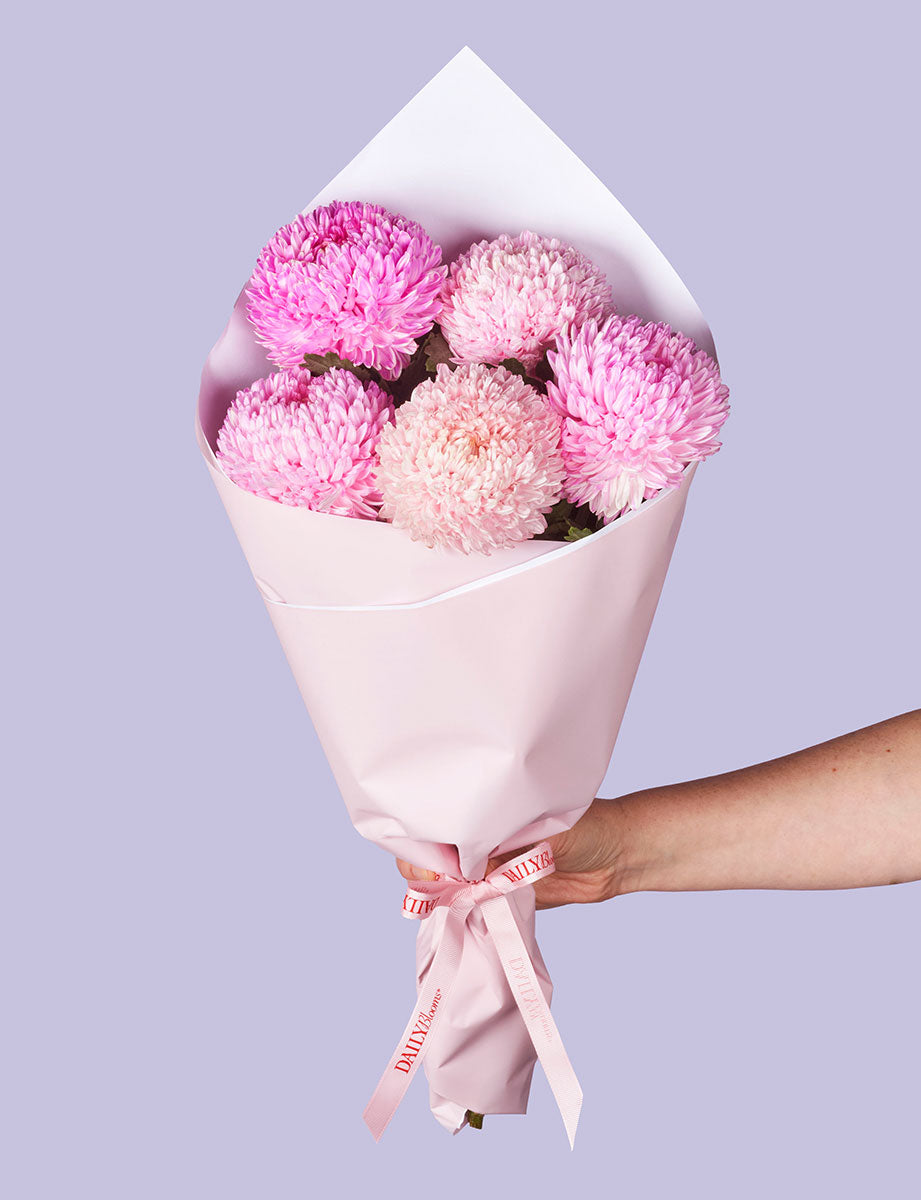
[439,232,614,372]
[547,314,730,520]
[217,367,394,518]
[245,201,446,380]
[377,364,565,554]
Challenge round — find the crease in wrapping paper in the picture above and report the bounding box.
[197,47,717,1135]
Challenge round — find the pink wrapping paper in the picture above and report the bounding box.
[197,48,717,1139]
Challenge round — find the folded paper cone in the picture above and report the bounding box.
[198,48,715,1139]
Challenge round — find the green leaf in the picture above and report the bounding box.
[301,351,375,382]
[389,338,430,407]
[564,524,595,542]
[536,500,602,542]
[422,326,454,373]
[537,499,575,541]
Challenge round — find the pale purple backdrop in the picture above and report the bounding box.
[4,3,919,1198]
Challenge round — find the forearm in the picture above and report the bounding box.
[611,710,921,895]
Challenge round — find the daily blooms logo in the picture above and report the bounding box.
[500,848,554,885]
[395,991,442,1074]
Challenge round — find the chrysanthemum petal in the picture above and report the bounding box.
[217,367,393,518]
[546,315,730,521]
[377,364,564,554]
[439,232,613,371]
[245,202,446,380]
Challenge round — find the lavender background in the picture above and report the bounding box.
[5,3,919,1198]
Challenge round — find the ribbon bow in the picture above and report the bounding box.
[362,841,583,1147]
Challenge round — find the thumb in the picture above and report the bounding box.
[396,858,439,882]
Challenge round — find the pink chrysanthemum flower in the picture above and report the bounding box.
[547,315,730,520]
[377,364,564,554]
[245,201,446,380]
[439,232,613,371]
[216,367,393,518]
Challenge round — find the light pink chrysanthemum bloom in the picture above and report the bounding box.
[439,232,613,371]
[377,364,565,554]
[547,315,730,520]
[245,201,446,380]
[217,367,393,518]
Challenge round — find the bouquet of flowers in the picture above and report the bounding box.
[197,49,728,1145]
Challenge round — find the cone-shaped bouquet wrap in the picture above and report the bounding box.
[198,49,720,1144]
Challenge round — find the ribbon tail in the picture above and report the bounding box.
[481,895,583,1149]
[362,899,468,1141]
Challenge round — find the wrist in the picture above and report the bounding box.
[602,787,680,897]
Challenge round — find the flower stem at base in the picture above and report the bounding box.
[465,1110,484,1129]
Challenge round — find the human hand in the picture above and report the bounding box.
[396,798,625,909]
[398,710,921,904]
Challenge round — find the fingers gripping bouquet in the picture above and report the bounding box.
[197,50,728,1145]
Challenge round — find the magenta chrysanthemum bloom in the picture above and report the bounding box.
[439,232,613,371]
[216,367,393,518]
[245,201,446,380]
[547,315,730,520]
[377,364,564,554]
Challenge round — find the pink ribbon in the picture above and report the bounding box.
[363,841,583,1147]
